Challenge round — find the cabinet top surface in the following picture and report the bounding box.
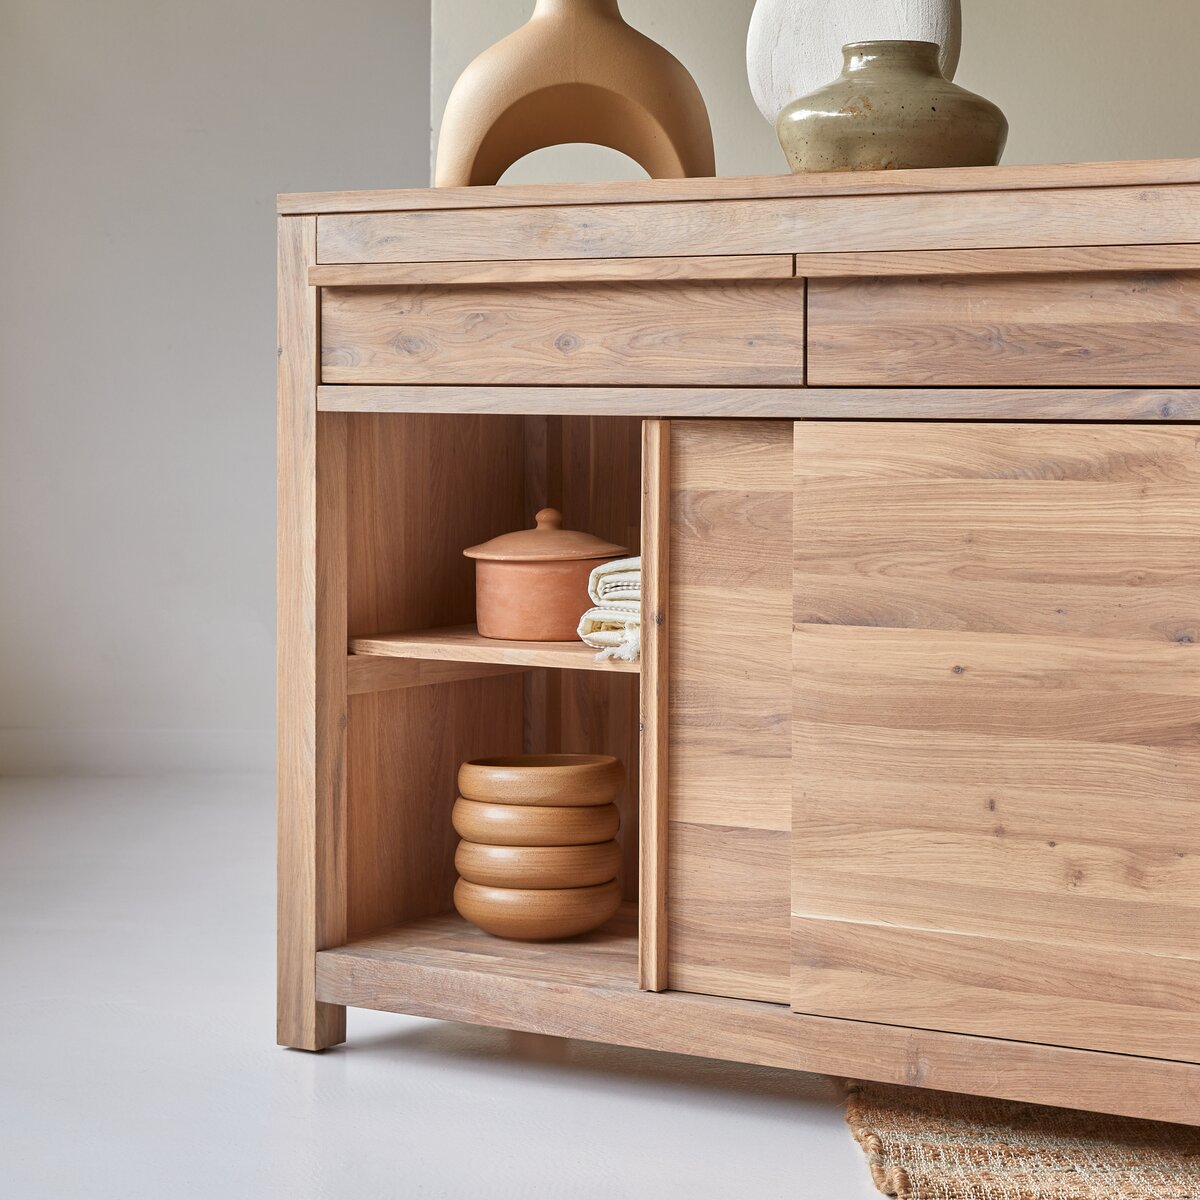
[279,157,1200,215]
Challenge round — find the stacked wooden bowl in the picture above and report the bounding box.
[452,754,624,939]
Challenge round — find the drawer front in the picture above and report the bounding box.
[320,281,805,387]
[808,271,1200,385]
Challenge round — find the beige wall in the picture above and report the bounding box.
[431,0,1200,181]
[0,0,430,773]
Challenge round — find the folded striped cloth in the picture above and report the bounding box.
[588,557,641,606]
[578,556,641,663]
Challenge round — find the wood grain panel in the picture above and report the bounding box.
[318,384,1200,422]
[344,413,526,639]
[795,424,1200,641]
[320,282,805,386]
[796,417,1200,485]
[315,186,1200,263]
[525,416,644,904]
[808,271,1200,385]
[669,822,790,1003]
[792,917,1200,1062]
[792,422,1200,1061]
[314,908,1200,1125]
[345,677,525,939]
[639,420,670,991]
[341,412,528,938]
[277,215,347,1051]
[794,243,1200,278]
[309,255,793,286]
[669,421,792,1002]
[556,670,640,902]
[284,157,1200,213]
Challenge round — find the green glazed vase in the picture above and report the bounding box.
[776,39,1007,173]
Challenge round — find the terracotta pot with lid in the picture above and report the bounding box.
[464,508,626,642]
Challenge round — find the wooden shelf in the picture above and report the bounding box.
[320,904,640,996]
[349,625,639,674]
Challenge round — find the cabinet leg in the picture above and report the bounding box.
[276,411,349,1051]
[278,1001,345,1053]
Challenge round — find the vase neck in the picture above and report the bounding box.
[843,40,942,75]
[532,0,622,19]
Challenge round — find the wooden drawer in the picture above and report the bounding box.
[320,281,805,387]
[807,271,1200,385]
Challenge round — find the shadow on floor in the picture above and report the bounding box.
[334,1015,845,1110]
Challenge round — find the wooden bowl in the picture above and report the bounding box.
[452,797,620,847]
[455,839,621,889]
[454,878,622,940]
[458,754,624,807]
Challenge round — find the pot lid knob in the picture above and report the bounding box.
[463,506,628,562]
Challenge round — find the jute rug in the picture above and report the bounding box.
[845,1081,1200,1199]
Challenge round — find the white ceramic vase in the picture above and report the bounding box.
[747,0,962,125]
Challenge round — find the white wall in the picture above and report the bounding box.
[431,0,1200,180]
[0,0,430,773]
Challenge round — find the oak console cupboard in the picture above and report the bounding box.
[278,159,1200,1125]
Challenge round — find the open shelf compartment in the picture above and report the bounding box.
[331,411,656,995]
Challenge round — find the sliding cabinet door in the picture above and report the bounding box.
[667,421,793,1002]
[792,422,1200,1061]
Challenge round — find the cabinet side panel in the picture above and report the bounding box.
[344,413,525,638]
[345,677,525,937]
[668,420,792,1003]
[792,422,1200,1061]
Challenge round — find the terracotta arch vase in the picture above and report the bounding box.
[434,0,715,186]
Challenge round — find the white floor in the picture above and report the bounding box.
[0,775,878,1200]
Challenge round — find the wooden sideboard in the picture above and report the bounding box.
[277,159,1200,1125]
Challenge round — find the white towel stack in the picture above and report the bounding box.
[577,556,641,663]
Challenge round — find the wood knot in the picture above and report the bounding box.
[394,334,428,356]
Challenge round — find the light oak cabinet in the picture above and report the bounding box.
[279,160,1200,1125]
